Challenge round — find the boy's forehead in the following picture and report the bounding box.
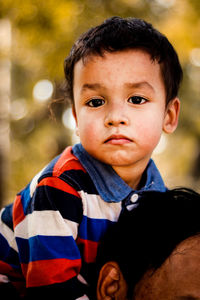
[76,48,154,66]
[73,49,164,94]
[73,49,160,80]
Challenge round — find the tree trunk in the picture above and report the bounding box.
[0,19,11,207]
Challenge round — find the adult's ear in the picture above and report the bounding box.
[97,261,128,300]
[163,97,180,134]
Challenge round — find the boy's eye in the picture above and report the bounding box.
[86,98,105,107]
[128,96,147,105]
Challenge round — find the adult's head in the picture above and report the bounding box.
[64,16,183,106]
[96,188,200,299]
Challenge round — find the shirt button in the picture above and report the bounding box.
[130,194,139,203]
[126,203,137,211]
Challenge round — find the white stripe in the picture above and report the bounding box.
[14,210,78,239]
[76,295,89,300]
[79,191,122,221]
[0,274,10,283]
[29,166,47,197]
[77,274,88,286]
[0,208,18,252]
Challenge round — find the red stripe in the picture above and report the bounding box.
[53,147,86,177]
[0,261,26,297]
[13,195,26,228]
[0,261,24,279]
[37,177,81,198]
[21,258,81,287]
[77,238,99,263]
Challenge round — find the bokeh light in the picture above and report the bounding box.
[190,48,200,67]
[10,99,28,120]
[33,79,54,102]
[62,108,76,130]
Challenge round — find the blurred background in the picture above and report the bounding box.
[0,0,200,207]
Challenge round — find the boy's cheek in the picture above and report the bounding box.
[136,125,163,149]
[78,124,99,142]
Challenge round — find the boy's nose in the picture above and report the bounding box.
[104,110,129,127]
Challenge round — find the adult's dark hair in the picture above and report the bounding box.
[95,188,200,298]
[64,16,183,105]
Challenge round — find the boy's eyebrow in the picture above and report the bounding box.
[81,83,102,92]
[124,81,155,92]
[81,81,155,93]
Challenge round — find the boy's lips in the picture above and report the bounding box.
[104,134,132,145]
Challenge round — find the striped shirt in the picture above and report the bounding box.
[0,143,166,299]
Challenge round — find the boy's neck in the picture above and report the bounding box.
[112,160,149,190]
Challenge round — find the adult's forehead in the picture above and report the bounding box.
[169,236,200,298]
[133,235,200,300]
[169,235,200,272]
[171,235,200,258]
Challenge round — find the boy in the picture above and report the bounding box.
[0,16,182,299]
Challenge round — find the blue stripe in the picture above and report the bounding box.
[39,154,60,180]
[19,155,61,215]
[20,183,32,215]
[0,233,13,258]
[16,235,81,263]
[1,204,13,230]
[0,234,20,266]
[78,215,115,242]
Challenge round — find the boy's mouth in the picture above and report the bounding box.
[104,134,132,145]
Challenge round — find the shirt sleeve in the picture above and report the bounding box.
[12,176,90,299]
[0,203,27,296]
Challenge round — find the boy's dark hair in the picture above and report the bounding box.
[64,16,183,105]
[95,188,200,298]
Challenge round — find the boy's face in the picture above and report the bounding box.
[73,49,179,183]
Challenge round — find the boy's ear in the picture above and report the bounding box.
[97,261,128,300]
[163,97,180,134]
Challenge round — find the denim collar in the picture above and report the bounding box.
[72,143,166,203]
